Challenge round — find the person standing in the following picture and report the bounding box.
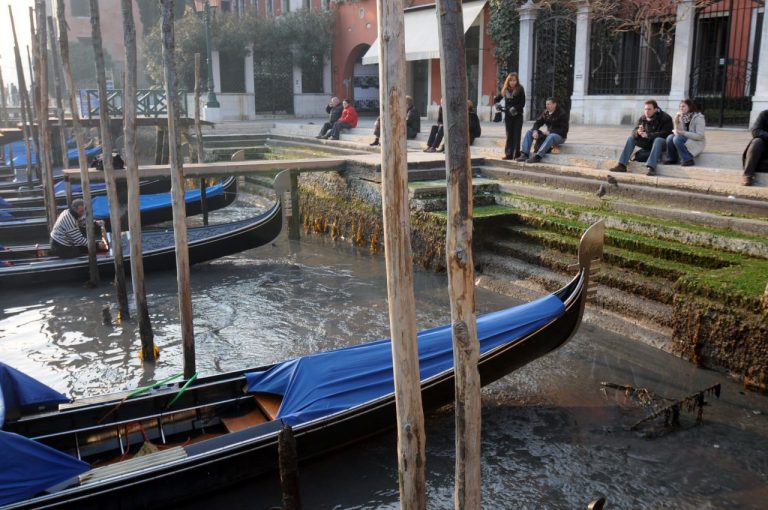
[494,72,526,160]
[327,99,358,140]
[609,100,673,176]
[665,99,706,167]
[516,97,569,164]
[742,109,768,186]
[316,97,343,139]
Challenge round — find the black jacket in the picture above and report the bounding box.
[326,103,343,124]
[469,107,481,140]
[494,87,525,121]
[633,110,673,149]
[406,106,420,139]
[751,109,768,141]
[532,105,569,139]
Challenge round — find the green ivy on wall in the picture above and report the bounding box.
[486,0,521,90]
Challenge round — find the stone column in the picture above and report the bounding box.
[211,50,222,93]
[668,0,696,109]
[518,0,540,118]
[204,50,223,123]
[569,1,591,124]
[245,46,255,94]
[750,7,768,125]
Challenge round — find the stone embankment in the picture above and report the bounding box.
[205,120,768,390]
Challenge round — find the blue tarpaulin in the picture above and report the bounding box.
[90,181,225,220]
[0,430,89,506]
[8,145,101,168]
[0,362,68,427]
[245,294,565,426]
[53,180,107,196]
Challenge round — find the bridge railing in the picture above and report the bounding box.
[79,89,188,119]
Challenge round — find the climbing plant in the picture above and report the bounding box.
[486,0,521,90]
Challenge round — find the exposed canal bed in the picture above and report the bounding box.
[1,193,767,508]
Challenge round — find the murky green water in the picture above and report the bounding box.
[1,195,767,509]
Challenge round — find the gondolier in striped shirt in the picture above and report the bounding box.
[49,199,106,258]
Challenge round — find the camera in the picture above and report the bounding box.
[507,106,518,117]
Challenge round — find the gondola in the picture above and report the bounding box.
[0,198,282,287]
[0,178,171,208]
[0,177,238,243]
[0,221,604,510]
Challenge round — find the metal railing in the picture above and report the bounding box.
[79,89,188,119]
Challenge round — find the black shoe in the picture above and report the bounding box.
[526,154,542,164]
[646,166,656,176]
[315,135,325,139]
[681,159,694,167]
[609,163,627,173]
[742,175,754,186]
[514,154,528,162]
[663,159,678,165]
[370,139,380,146]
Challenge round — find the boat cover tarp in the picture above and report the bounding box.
[53,180,107,196]
[0,430,89,506]
[8,145,101,167]
[90,181,226,220]
[0,362,68,427]
[245,294,565,426]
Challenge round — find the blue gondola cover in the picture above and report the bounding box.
[90,181,226,220]
[245,294,565,426]
[0,430,89,505]
[0,362,68,427]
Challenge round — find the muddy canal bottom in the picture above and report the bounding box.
[1,196,766,509]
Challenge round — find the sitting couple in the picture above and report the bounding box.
[316,98,358,140]
[610,99,706,176]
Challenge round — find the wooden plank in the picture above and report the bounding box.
[253,393,282,421]
[221,408,268,433]
[62,158,347,181]
[377,0,426,508]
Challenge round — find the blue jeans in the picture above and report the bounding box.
[618,135,666,168]
[521,130,565,157]
[665,134,693,163]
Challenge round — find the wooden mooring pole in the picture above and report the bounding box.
[288,169,300,240]
[90,0,130,318]
[161,0,195,379]
[8,6,34,188]
[376,0,426,507]
[34,1,57,234]
[122,0,155,360]
[435,0,482,507]
[57,0,99,285]
[0,67,7,128]
[278,425,302,510]
[47,16,69,172]
[193,53,208,226]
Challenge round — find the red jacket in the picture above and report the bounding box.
[339,105,358,128]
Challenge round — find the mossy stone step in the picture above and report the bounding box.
[411,194,496,212]
[499,225,706,281]
[408,178,499,199]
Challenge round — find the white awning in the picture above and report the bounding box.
[361,0,487,65]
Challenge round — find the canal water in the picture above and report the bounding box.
[1,193,767,509]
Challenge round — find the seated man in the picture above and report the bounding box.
[743,109,768,186]
[424,100,444,153]
[371,96,420,146]
[516,97,569,164]
[316,97,343,139]
[50,199,106,258]
[609,99,673,176]
[326,99,358,140]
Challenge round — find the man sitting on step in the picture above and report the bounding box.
[609,100,673,177]
[316,97,343,139]
[515,97,569,164]
[742,109,768,186]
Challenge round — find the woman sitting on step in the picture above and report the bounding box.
[664,99,706,167]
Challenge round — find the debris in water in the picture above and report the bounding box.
[601,381,721,437]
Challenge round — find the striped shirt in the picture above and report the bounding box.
[50,209,88,247]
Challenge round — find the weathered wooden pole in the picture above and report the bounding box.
[47,16,69,170]
[8,7,34,187]
[0,67,8,128]
[376,0,426,507]
[122,0,156,359]
[34,1,57,234]
[193,53,208,226]
[161,0,196,379]
[288,169,300,240]
[278,425,302,510]
[435,0,482,507]
[90,0,131,318]
[57,0,99,285]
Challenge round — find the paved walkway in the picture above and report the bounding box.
[212,115,753,155]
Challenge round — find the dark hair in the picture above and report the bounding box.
[680,99,699,113]
[343,98,351,104]
[546,97,558,104]
[644,99,660,109]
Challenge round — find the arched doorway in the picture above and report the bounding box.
[346,45,379,114]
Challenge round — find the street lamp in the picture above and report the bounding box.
[194,0,221,108]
